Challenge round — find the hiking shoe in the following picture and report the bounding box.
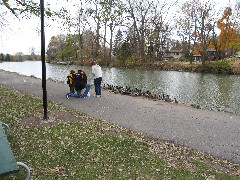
[66,93,70,99]
[96,95,101,98]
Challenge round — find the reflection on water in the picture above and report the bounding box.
[1,60,240,115]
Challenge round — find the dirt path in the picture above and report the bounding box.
[0,71,239,164]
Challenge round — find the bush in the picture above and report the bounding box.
[211,61,232,74]
[178,56,188,62]
[125,56,136,67]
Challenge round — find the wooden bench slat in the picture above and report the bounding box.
[0,123,19,176]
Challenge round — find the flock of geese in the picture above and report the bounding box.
[102,83,179,104]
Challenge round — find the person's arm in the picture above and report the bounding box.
[92,66,95,76]
[84,74,87,84]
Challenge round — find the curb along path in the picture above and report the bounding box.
[0,71,239,164]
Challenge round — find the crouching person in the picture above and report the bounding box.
[66,69,87,99]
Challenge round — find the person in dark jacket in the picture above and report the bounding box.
[66,69,87,98]
[74,69,87,96]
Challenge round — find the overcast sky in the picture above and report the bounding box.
[0,0,232,55]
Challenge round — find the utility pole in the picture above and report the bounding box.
[40,0,48,120]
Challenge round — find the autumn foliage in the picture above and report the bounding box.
[217,7,240,52]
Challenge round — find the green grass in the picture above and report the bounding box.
[0,85,239,179]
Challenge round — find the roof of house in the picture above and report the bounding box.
[169,49,183,53]
[206,48,216,52]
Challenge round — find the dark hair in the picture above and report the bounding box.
[70,70,75,73]
[91,61,96,66]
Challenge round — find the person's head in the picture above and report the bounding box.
[70,70,75,74]
[78,69,82,74]
[91,60,96,66]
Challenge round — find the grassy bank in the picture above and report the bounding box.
[49,57,240,75]
[110,57,240,75]
[135,58,240,75]
[0,85,239,179]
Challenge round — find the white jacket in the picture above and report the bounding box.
[92,64,102,79]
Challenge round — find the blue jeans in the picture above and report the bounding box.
[69,90,81,98]
[68,84,91,98]
[94,77,102,95]
[81,84,91,97]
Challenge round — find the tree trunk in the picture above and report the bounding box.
[95,16,100,58]
[109,23,113,64]
[104,22,107,60]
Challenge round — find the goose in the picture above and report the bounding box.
[174,98,178,104]
[164,95,173,102]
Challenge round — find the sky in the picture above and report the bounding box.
[0,0,71,55]
[0,0,233,55]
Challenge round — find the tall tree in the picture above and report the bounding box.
[81,29,98,59]
[149,0,177,61]
[58,34,79,61]
[116,41,132,66]
[113,29,123,56]
[177,0,216,64]
[99,0,125,63]
[217,7,240,56]
[125,0,155,63]
[0,53,4,61]
[46,34,66,61]
[86,0,104,58]
[67,1,89,63]
[5,53,10,61]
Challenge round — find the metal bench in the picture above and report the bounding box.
[0,122,30,180]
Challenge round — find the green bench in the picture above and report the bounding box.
[0,122,30,179]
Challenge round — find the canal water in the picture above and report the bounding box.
[0,60,240,115]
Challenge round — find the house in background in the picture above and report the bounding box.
[235,52,240,58]
[206,48,218,60]
[193,48,218,62]
[163,48,184,61]
[193,55,201,62]
[167,49,184,59]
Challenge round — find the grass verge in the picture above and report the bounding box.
[0,85,239,179]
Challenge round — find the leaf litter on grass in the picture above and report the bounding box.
[0,85,239,179]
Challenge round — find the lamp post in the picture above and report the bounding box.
[40,0,48,120]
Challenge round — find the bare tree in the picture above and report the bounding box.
[85,0,104,58]
[124,0,155,63]
[99,0,125,64]
[71,1,89,62]
[176,0,216,65]
[149,0,177,61]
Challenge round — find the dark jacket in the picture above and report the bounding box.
[74,70,87,91]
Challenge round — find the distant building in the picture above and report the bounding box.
[167,49,184,59]
[235,52,240,58]
[193,48,218,62]
[206,48,217,60]
[193,55,201,62]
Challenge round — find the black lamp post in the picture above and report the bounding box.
[40,0,48,120]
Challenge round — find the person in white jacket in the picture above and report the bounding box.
[91,61,102,97]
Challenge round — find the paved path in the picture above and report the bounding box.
[0,71,239,164]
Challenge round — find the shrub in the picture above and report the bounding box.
[178,56,188,62]
[125,56,136,67]
[211,61,231,74]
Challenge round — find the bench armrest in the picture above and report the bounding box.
[17,162,31,180]
[0,122,30,179]
[1,122,11,135]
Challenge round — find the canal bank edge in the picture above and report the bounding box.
[49,57,240,75]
